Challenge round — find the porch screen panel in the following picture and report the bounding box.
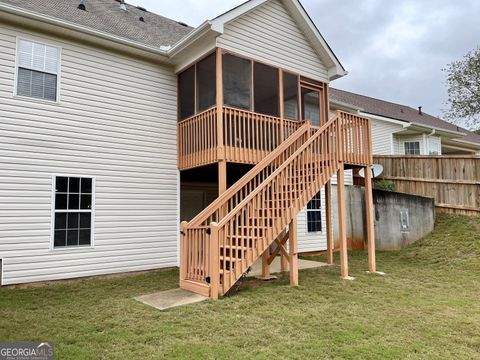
[178,65,195,120]
[301,88,321,126]
[223,53,251,110]
[196,53,216,112]
[283,72,299,120]
[253,62,279,116]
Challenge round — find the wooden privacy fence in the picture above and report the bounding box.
[373,155,480,215]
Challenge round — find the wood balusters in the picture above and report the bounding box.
[179,111,372,298]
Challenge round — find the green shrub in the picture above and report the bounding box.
[374,179,395,191]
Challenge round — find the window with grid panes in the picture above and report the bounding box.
[53,176,93,248]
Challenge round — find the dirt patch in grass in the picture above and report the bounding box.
[1,214,479,359]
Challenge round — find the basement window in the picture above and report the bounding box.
[16,39,60,102]
[404,141,420,155]
[53,176,94,248]
[307,191,322,232]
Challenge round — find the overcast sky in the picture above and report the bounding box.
[130,0,479,122]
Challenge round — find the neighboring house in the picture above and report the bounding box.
[295,88,480,254]
[330,88,480,156]
[0,0,377,293]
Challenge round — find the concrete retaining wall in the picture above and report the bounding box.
[332,186,435,251]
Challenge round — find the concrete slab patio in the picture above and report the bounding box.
[135,258,327,310]
[135,288,207,311]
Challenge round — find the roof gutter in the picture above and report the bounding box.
[447,138,480,148]
[358,111,410,127]
[407,123,466,137]
[168,21,217,57]
[0,2,170,58]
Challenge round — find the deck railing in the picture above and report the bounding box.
[178,107,218,170]
[180,111,372,297]
[178,106,304,170]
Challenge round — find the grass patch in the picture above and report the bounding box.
[1,214,479,359]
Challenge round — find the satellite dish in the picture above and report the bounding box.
[358,164,384,178]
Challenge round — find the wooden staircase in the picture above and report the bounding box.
[180,111,371,298]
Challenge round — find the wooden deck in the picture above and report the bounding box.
[177,106,305,170]
[178,106,372,170]
[180,111,374,299]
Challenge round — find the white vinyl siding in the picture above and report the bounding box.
[370,119,404,155]
[0,24,178,285]
[427,136,442,155]
[297,170,352,253]
[217,0,329,83]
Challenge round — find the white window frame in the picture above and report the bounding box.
[404,141,421,155]
[50,175,96,251]
[14,37,61,104]
[306,191,322,233]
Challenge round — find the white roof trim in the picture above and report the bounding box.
[358,111,410,127]
[208,0,347,80]
[210,0,267,33]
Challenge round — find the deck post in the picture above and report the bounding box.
[218,161,227,195]
[364,165,377,272]
[325,181,333,265]
[216,48,227,194]
[180,221,188,283]
[209,222,220,300]
[289,218,298,286]
[336,163,349,278]
[280,229,288,271]
[279,69,285,142]
[261,247,271,279]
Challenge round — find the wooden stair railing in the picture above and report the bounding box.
[180,111,371,298]
[189,122,312,227]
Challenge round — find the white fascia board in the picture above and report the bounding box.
[208,0,347,81]
[168,21,216,57]
[448,138,480,149]
[0,2,170,60]
[328,67,348,81]
[358,112,410,128]
[284,0,346,80]
[209,0,268,33]
[408,123,466,138]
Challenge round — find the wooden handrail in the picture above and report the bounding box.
[189,121,311,227]
[180,111,372,297]
[217,114,341,226]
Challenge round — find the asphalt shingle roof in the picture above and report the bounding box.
[1,0,193,47]
[330,88,480,145]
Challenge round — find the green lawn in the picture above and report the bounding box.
[1,214,479,359]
